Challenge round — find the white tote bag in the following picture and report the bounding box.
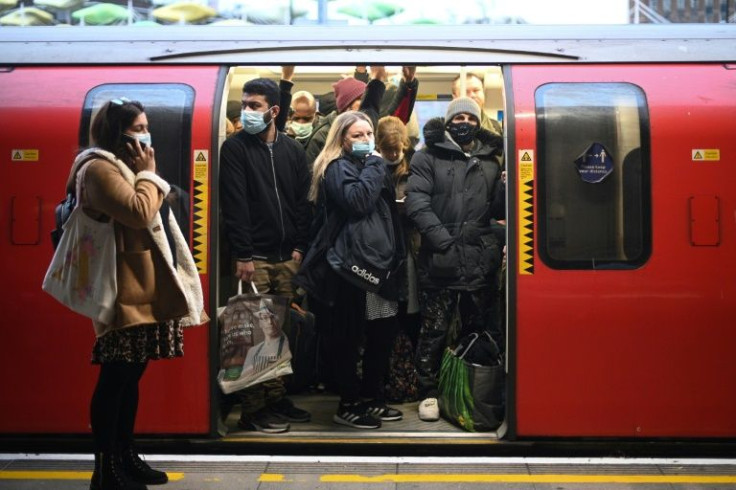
[42,162,117,325]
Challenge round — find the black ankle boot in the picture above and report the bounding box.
[90,452,147,490]
[119,446,168,485]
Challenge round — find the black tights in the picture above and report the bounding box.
[90,361,148,452]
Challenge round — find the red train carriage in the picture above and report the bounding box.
[0,24,734,445]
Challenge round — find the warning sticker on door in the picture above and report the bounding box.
[518,149,534,276]
[691,149,720,161]
[11,149,39,162]
[192,150,209,274]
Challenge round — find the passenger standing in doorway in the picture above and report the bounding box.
[406,98,504,422]
[451,72,503,137]
[220,78,312,433]
[295,111,406,429]
[77,98,207,489]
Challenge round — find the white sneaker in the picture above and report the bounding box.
[418,398,440,421]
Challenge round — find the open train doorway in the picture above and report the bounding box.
[214,64,508,444]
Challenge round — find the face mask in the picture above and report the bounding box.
[391,152,404,165]
[291,121,313,139]
[125,132,152,148]
[241,109,272,135]
[447,122,478,145]
[350,141,375,159]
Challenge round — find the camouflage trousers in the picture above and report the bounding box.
[414,287,500,399]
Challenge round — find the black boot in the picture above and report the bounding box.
[90,452,147,490]
[119,446,168,485]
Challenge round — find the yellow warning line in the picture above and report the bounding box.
[318,473,736,484]
[3,470,735,484]
[0,471,184,481]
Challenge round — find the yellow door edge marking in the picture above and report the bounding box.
[518,149,535,275]
[192,149,209,274]
[0,471,184,481]
[320,473,736,484]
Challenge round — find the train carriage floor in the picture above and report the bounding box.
[220,393,499,443]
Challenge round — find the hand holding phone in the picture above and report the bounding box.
[123,133,156,173]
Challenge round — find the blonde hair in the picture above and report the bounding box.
[309,111,373,203]
[376,116,410,182]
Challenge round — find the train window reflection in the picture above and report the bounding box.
[80,84,195,242]
[535,82,651,269]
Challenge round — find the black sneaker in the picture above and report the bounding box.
[364,401,403,421]
[268,398,311,423]
[333,402,381,429]
[238,409,290,433]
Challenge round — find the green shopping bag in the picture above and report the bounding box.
[438,332,505,432]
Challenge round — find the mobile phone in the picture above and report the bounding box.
[122,133,147,150]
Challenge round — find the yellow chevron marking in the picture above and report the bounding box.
[193,151,209,274]
[518,152,534,275]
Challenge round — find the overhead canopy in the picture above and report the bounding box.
[152,1,215,23]
[34,0,84,9]
[0,6,54,25]
[336,1,403,23]
[71,3,129,25]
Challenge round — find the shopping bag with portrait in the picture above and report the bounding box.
[42,162,117,325]
[438,331,505,432]
[217,281,292,394]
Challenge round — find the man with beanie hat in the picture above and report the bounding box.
[405,95,505,424]
[451,72,503,136]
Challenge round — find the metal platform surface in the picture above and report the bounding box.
[2,454,736,489]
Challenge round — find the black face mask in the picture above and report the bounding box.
[447,122,478,145]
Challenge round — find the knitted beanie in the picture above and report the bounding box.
[333,77,367,113]
[445,96,481,124]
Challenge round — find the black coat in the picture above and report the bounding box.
[220,130,311,262]
[294,154,405,305]
[405,127,504,290]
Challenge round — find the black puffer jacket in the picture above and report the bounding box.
[405,126,504,290]
[294,154,405,304]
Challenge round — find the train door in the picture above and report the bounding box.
[508,64,736,438]
[215,64,509,441]
[0,66,223,434]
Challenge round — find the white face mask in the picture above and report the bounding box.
[391,152,405,165]
[290,121,313,139]
[125,132,152,148]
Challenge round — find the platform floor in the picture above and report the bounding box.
[2,455,736,489]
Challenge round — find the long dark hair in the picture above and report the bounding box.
[90,98,145,164]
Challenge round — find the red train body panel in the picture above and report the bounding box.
[0,66,220,434]
[511,64,736,437]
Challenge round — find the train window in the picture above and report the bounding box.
[80,84,195,241]
[535,83,651,269]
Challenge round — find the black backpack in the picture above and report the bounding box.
[50,193,76,250]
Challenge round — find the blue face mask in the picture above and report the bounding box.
[241,109,271,135]
[350,141,375,158]
[126,132,152,148]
